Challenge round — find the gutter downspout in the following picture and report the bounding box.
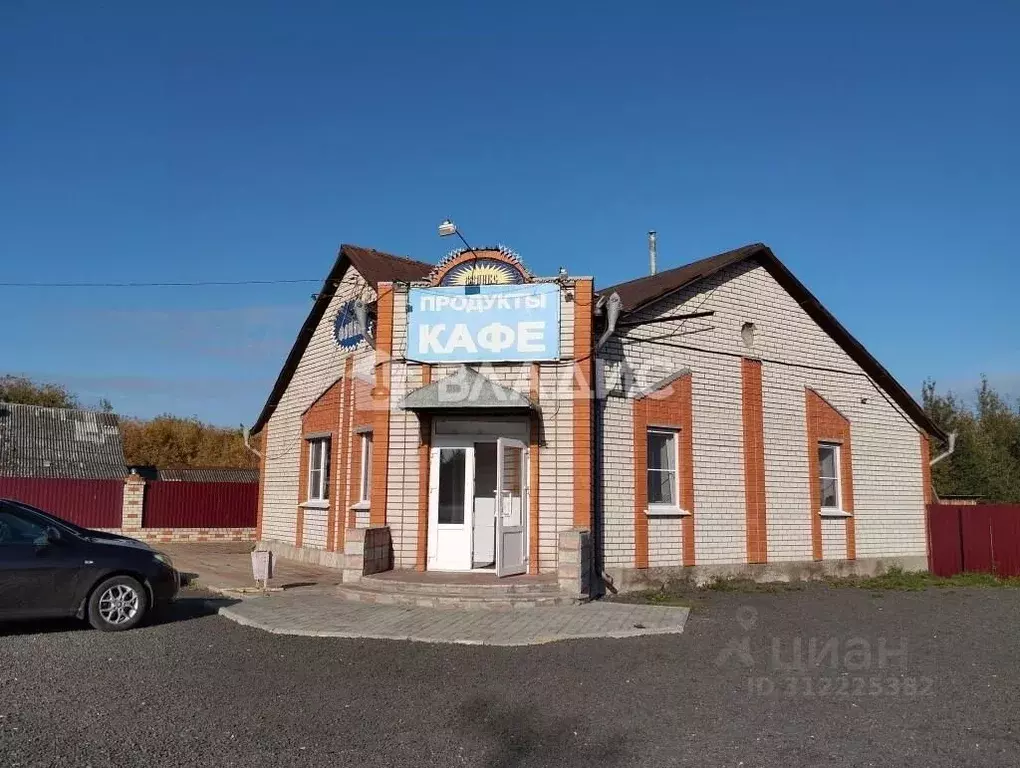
[929,431,957,467]
[242,426,262,459]
[592,293,623,597]
[353,299,376,349]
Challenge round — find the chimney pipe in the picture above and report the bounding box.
[648,230,657,275]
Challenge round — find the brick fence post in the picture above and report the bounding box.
[122,472,146,531]
[558,528,591,597]
[343,527,366,584]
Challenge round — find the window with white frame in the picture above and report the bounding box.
[307,438,331,502]
[818,443,841,512]
[647,428,680,509]
[358,432,372,503]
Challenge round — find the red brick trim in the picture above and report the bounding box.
[678,376,695,567]
[296,440,306,548]
[920,434,932,568]
[255,424,268,541]
[416,364,432,571]
[370,283,395,527]
[572,279,594,529]
[299,378,343,549]
[805,389,856,561]
[329,357,354,552]
[529,363,541,574]
[920,435,932,505]
[741,359,768,564]
[349,376,373,530]
[633,373,695,569]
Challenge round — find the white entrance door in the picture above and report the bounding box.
[495,437,528,577]
[427,445,474,571]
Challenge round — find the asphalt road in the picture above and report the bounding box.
[2,586,1019,767]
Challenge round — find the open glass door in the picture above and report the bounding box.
[495,437,528,577]
[427,445,473,571]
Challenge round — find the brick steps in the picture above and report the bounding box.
[336,575,575,610]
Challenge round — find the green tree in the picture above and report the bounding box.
[0,375,79,408]
[923,377,1020,503]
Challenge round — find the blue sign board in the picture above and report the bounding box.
[406,284,561,363]
[333,300,364,349]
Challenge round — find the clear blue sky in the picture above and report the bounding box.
[2,1,1017,425]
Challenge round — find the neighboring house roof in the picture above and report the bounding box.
[251,244,433,433]
[157,467,259,483]
[0,403,128,479]
[597,243,947,442]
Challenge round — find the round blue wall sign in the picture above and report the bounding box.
[333,301,364,349]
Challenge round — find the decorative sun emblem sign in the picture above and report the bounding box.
[440,258,525,286]
[333,300,363,349]
[429,244,531,287]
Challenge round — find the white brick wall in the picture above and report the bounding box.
[380,282,580,572]
[601,396,634,567]
[262,269,376,548]
[599,260,928,568]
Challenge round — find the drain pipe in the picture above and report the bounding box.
[591,292,624,597]
[929,431,957,467]
[353,299,376,349]
[242,425,261,459]
[596,293,622,350]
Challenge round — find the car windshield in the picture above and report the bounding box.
[3,500,89,538]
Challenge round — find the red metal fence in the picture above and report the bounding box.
[143,481,257,529]
[928,504,1020,577]
[0,477,123,529]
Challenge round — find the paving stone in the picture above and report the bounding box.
[218,593,689,646]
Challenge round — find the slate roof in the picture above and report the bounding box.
[0,403,128,479]
[251,244,433,433]
[597,243,946,441]
[157,467,259,483]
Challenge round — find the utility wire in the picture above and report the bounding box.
[0,278,323,288]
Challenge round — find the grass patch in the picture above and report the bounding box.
[837,568,1020,591]
[706,577,803,593]
[639,590,691,607]
[617,568,1020,604]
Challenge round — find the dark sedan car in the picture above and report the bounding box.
[0,498,179,631]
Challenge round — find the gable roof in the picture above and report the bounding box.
[0,403,128,479]
[251,244,432,434]
[599,244,762,314]
[598,243,946,441]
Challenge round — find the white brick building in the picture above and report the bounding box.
[252,242,944,591]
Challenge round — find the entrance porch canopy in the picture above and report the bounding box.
[401,366,536,412]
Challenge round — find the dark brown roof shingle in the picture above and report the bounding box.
[598,244,763,313]
[597,243,946,441]
[251,244,432,433]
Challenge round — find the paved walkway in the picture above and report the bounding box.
[161,543,341,593]
[217,593,690,645]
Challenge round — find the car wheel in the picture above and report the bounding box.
[87,575,148,632]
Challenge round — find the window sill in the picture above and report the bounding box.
[645,507,691,518]
[820,509,852,518]
[300,500,330,510]
[349,501,371,511]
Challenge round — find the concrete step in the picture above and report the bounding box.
[335,581,577,611]
[356,573,562,598]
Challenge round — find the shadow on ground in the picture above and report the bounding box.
[454,695,629,768]
[0,594,236,637]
